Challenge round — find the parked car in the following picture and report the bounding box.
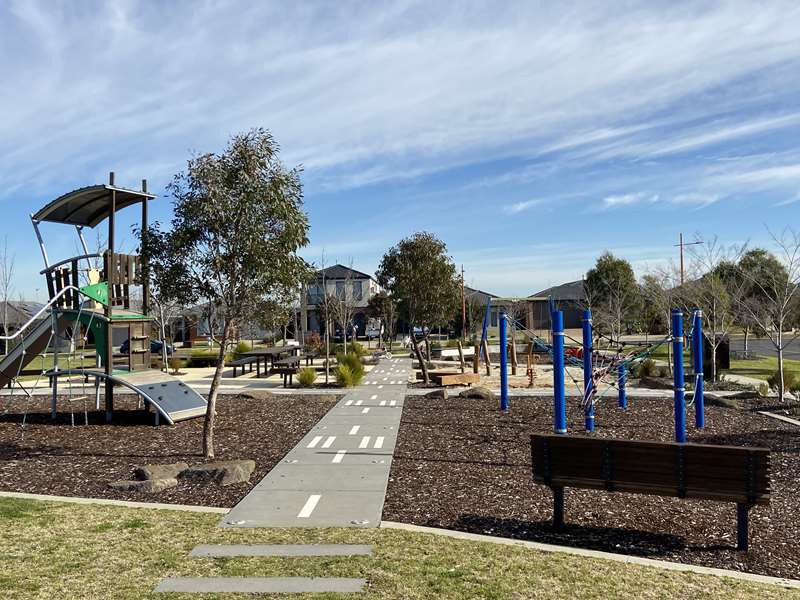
[120,339,175,355]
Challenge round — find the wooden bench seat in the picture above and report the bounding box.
[530,434,770,551]
[271,356,301,387]
[226,356,260,378]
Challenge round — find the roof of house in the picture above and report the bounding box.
[316,264,374,281]
[0,300,46,328]
[464,285,499,299]
[530,280,586,301]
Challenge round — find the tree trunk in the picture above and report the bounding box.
[473,343,479,374]
[411,333,429,383]
[666,311,673,375]
[744,326,750,354]
[457,340,465,373]
[777,330,785,401]
[424,336,431,362]
[203,320,230,459]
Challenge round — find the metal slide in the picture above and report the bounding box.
[0,316,65,389]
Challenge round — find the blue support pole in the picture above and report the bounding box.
[693,309,705,429]
[618,363,627,409]
[671,308,686,443]
[552,310,567,434]
[480,298,492,362]
[582,309,594,432]
[500,312,509,412]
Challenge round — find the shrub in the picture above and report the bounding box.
[767,369,797,391]
[306,331,322,352]
[297,367,317,387]
[658,366,671,378]
[169,356,184,374]
[335,352,365,387]
[348,341,367,356]
[758,382,770,397]
[234,340,252,355]
[789,379,800,394]
[446,339,461,348]
[638,358,659,378]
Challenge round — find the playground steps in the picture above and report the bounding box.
[113,370,207,423]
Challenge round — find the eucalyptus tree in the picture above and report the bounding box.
[376,232,459,383]
[145,128,310,457]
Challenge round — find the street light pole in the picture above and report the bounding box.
[674,233,704,286]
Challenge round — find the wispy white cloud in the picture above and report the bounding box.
[503,199,542,214]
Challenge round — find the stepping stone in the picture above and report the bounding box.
[155,577,365,594]
[190,544,373,557]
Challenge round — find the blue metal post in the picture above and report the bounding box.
[618,363,627,409]
[671,308,686,443]
[582,309,594,432]
[693,309,705,429]
[500,312,509,411]
[480,298,492,362]
[552,310,567,434]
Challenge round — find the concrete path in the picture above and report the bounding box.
[221,356,411,529]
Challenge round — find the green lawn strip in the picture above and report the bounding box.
[1,498,796,600]
[728,356,800,381]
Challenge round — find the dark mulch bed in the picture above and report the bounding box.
[384,395,800,579]
[0,393,339,508]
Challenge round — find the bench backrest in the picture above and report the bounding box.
[531,434,770,505]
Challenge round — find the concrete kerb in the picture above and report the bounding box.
[0,490,229,514]
[757,410,800,427]
[379,521,800,589]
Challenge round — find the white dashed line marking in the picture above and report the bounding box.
[322,436,336,448]
[345,400,353,406]
[379,400,386,407]
[355,400,363,406]
[375,436,385,449]
[362,407,370,414]
[390,400,397,407]
[359,436,371,449]
[370,394,377,400]
[349,425,360,435]
[332,450,347,464]
[378,385,384,389]
[307,436,323,449]
[297,494,321,518]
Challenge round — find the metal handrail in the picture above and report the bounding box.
[0,285,92,341]
[39,253,102,274]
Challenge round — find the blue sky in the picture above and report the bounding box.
[2,1,799,300]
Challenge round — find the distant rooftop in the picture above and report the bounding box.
[530,280,586,301]
[316,264,374,281]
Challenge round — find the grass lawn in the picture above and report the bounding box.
[728,356,800,381]
[1,498,797,599]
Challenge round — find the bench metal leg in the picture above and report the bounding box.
[737,503,750,551]
[553,486,565,530]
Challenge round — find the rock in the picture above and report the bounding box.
[458,386,495,402]
[422,388,447,400]
[692,393,737,408]
[133,462,189,481]
[109,478,178,493]
[179,459,256,486]
[638,376,674,390]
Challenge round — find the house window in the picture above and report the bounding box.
[352,280,363,301]
[336,281,345,299]
[307,283,324,305]
[490,309,498,328]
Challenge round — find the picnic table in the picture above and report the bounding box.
[272,355,301,387]
[243,346,300,376]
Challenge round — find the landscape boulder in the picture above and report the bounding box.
[421,388,447,400]
[178,459,256,486]
[108,478,178,493]
[458,386,495,402]
[638,376,674,390]
[133,462,189,481]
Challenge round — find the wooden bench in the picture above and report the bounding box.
[302,350,318,366]
[227,356,259,378]
[530,434,770,551]
[272,355,301,387]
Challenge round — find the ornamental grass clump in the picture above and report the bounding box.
[297,367,317,388]
[335,352,365,387]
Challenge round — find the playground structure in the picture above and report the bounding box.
[486,296,706,442]
[0,173,206,425]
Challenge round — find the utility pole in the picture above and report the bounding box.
[674,233,703,286]
[461,265,466,341]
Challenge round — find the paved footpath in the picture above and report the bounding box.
[220,356,411,529]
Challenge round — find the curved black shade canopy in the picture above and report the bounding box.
[32,184,155,228]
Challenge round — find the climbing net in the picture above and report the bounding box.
[1,286,99,432]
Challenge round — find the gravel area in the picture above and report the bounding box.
[384,395,800,579]
[0,392,339,507]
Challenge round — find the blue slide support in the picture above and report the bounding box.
[499,312,509,412]
[552,310,567,434]
[582,309,594,432]
[480,298,492,362]
[693,309,705,429]
[671,308,686,443]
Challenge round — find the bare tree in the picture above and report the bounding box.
[735,228,800,400]
[643,264,683,373]
[683,235,744,382]
[329,259,358,350]
[0,237,15,355]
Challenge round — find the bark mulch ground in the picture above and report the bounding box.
[0,393,339,508]
[384,395,800,579]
